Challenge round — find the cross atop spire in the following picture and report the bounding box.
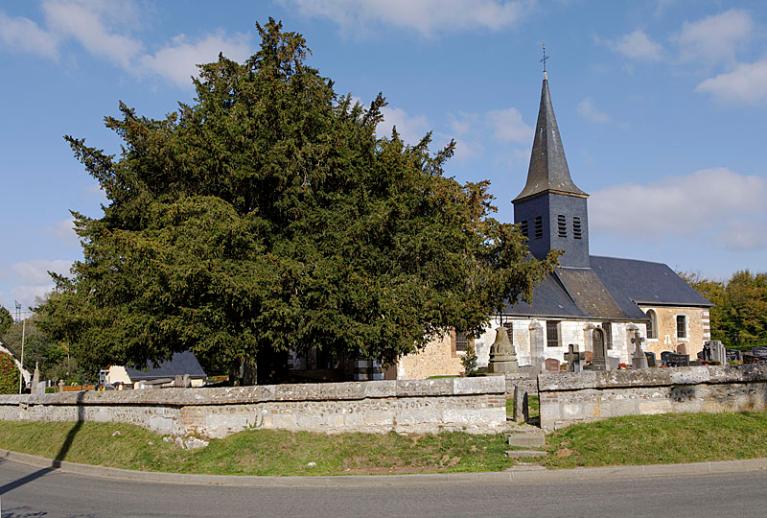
[540,42,549,75]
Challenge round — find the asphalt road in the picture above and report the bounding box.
[1,458,767,518]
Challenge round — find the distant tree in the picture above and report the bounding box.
[680,270,767,347]
[1,315,70,381]
[37,19,556,384]
[0,352,19,394]
[0,306,11,336]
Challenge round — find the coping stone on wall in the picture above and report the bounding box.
[538,365,767,393]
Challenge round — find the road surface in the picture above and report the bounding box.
[1,457,766,517]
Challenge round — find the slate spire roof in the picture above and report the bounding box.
[515,73,588,202]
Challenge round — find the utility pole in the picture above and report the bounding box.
[14,301,26,394]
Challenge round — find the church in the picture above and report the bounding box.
[395,73,712,379]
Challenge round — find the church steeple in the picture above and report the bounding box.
[515,74,587,202]
[513,72,591,268]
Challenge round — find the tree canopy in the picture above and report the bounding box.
[38,19,555,383]
[0,306,11,336]
[681,270,767,348]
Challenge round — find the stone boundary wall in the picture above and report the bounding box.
[538,365,767,431]
[0,377,506,439]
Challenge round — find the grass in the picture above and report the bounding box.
[544,411,767,469]
[6,411,767,476]
[0,421,512,476]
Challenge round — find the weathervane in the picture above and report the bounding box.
[540,42,549,74]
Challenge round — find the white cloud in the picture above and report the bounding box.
[695,59,767,105]
[140,33,251,87]
[42,0,143,69]
[283,0,530,36]
[51,216,78,243]
[487,108,533,143]
[591,168,767,250]
[609,30,663,62]
[10,259,72,307]
[675,10,753,66]
[0,1,252,88]
[0,11,59,59]
[377,106,430,144]
[577,97,610,124]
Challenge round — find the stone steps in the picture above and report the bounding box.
[506,449,547,459]
[507,426,546,449]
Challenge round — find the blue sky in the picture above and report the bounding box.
[1,0,766,310]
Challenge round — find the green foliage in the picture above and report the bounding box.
[460,343,478,376]
[680,270,767,347]
[1,316,78,382]
[0,352,19,394]
[0,306,11,336]
[37,19,555,381]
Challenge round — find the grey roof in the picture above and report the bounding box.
[503,272,586,319]
[591,256,713,308]
[515,75,588,202]
[505,255,711,320]
[125,351,207,381]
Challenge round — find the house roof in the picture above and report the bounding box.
[504,255,711,321]
[514,74,588,202]
[125,351,207,381]
[590,255,713,308]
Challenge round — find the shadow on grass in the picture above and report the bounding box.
[0,391,85,496]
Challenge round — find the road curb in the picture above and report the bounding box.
[2,449,767,488]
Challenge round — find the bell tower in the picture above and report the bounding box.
[513,71,590,268]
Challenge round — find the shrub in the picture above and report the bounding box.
[461,343,478,376]
[0,352,19,394]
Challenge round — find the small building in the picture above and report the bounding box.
[397,72,712,379]
[104,351,207,389]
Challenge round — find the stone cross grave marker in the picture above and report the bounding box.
[564,343,582,373]
[631,329,649,369]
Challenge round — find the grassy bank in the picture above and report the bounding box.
[4,411,767,475]
[545,412,767,468]
[0,421,512,476]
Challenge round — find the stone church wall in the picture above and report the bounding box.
[0,377,506,439]
[538,365,767,431]
[396,332,464,379]
[639,305,708,359]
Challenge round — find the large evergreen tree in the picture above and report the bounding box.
[38,20,555,383]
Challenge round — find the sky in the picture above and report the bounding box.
[1,0,766,311]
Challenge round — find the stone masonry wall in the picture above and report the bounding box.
[538,365,767,431]
[0,377,506,439]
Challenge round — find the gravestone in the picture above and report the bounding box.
[564,344,582,373]
[544,358,560,372]
[630,328,648,369]
[591,328,607,371]
[645,352,657,368]
[660,351,674,366]
[529,320,545,374]
[667,353,690,367]
[703,340,728,365]
[488,326,520,374]
[726,349,741,362]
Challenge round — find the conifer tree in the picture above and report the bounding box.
[38,19,556,383]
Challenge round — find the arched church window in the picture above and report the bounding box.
[646,310,658,339]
